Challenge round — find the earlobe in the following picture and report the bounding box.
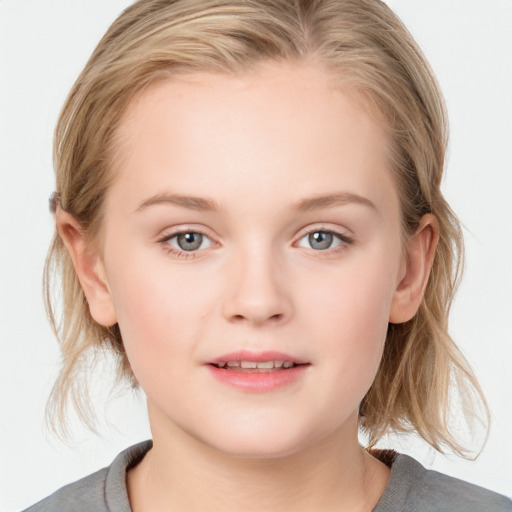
[55,207,117,327]
[389,214,439,324]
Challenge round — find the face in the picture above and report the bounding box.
[93,62,407,457]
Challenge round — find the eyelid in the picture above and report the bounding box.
[295,224,353,241]
[156,224,216,241]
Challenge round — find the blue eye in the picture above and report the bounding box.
[298,230,348,251]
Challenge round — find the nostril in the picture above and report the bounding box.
[230,312,284,324]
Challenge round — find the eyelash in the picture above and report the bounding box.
[157,227,354,259]
[297,227,354,255]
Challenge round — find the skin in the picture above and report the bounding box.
[57,61,438,511]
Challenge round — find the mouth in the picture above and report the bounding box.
[205,351,310,391]
[210,360,304,372]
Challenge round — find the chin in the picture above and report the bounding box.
[194,417,326,460]
[208,437,309,460]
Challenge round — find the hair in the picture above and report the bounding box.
[44,0,488,453]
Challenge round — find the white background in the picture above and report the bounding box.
[1,1,511,510]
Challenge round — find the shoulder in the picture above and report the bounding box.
[22,467,109,512]
[410,462,512,512]
[22,440,153,512]
[375,453,512,512]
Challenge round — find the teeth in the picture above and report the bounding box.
[218,360,296,369]
[256,361,274,369]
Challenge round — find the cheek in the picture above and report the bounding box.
[104,252,216,384]
[297,252,398,399]
[301,252,397,338]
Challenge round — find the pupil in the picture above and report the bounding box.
[309,231,332,250]
[177,232,202,251]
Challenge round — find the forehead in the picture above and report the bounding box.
[109,61,397,218]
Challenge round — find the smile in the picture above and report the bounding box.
[214,360,297,371]
[206,351,310,392]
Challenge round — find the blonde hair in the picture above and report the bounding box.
[44,0,488,452]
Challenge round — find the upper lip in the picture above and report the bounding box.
[206,350,309,365]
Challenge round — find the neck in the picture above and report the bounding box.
[127,408,390,512]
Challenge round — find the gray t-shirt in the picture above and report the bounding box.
[23,440,512,512]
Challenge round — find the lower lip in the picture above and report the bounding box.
[206,364,309,392]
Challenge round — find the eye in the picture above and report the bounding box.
[160,231,213,254]
[297,230,350,251]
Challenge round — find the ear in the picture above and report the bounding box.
[389,214,439,324]
[55,207,117,327]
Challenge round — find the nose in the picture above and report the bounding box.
[221,245,293,326]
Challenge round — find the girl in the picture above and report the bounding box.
[17,0,512,510]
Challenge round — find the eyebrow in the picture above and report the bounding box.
[293,192,377,212]
[136,193,219,212]
[135,191,376,213]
